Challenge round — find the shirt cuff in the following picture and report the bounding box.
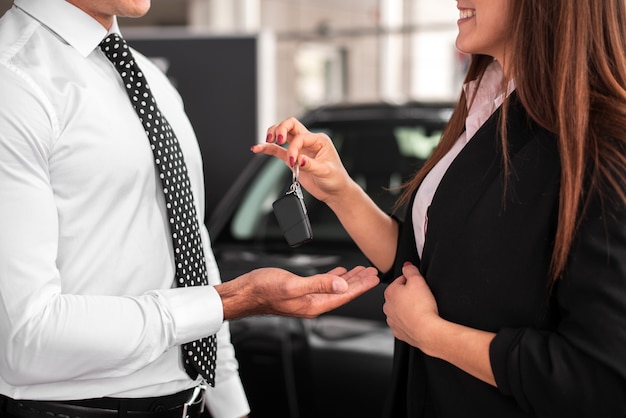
[152,285,224,345]
[205,373,250,418]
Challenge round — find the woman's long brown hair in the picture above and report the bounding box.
[398,0,626,286]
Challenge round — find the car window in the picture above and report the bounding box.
[395,126,442,160]
[229,124,444,243]
[230,158,286,240]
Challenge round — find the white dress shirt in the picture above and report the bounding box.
[413,60,514,257]
[0,1,249,416]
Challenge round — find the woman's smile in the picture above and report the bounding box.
[458,8,476,22]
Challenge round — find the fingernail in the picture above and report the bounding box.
[289,156,295,168]
[332,280,347,293]
[250,146,256,152]
[266,134,272,143]
[403,262,412,267]
[301,157,307,166]
[277,134,284,144]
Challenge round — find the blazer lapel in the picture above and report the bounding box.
[421,95,533,274]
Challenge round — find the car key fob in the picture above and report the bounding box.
[272,164,313,247]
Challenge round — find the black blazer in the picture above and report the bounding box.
[381,97,626,417]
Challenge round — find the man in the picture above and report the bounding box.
[0,1,379,417]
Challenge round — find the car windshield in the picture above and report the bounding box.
[228,121,445,244]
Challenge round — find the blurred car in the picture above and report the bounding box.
[207,101,454,418]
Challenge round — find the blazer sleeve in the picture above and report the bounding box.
[490,189,626,416]
[380,194,420,284]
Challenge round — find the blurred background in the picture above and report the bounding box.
[0,0,463,123]
[0,0,465,215]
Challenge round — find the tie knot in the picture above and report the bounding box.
[99,34,133,67]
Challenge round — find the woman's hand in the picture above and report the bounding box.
[252,116,400,273]
[384,262,497,386]
[250,117,354,204]
[383,263,441,352]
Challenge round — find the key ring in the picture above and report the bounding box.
[292,161,299,184]
[289,161,300,193]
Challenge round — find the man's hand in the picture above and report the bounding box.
[216,266,380,320]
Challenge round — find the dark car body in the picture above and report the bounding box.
[207,101,454,418]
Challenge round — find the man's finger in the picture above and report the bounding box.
[341,266,378,284]
[326,266,348,276]
[287,274,349,296]
[345,272,380,296]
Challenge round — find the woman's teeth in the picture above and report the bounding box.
[460,9,476,19]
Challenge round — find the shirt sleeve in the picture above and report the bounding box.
[0,62,225,387]
[379,213,405,283]
[490,190,626,416]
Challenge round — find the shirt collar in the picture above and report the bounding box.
[14,0,120,57]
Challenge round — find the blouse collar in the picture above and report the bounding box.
[463,60,516,141]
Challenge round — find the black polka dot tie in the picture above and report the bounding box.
[100,34,217,386]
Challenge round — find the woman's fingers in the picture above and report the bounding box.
[266,116,308,145]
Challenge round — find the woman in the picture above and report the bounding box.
[252,0,626,416]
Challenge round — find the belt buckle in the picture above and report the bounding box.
[181,384,206,418]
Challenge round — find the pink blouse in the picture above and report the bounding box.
[412,60,514,257]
